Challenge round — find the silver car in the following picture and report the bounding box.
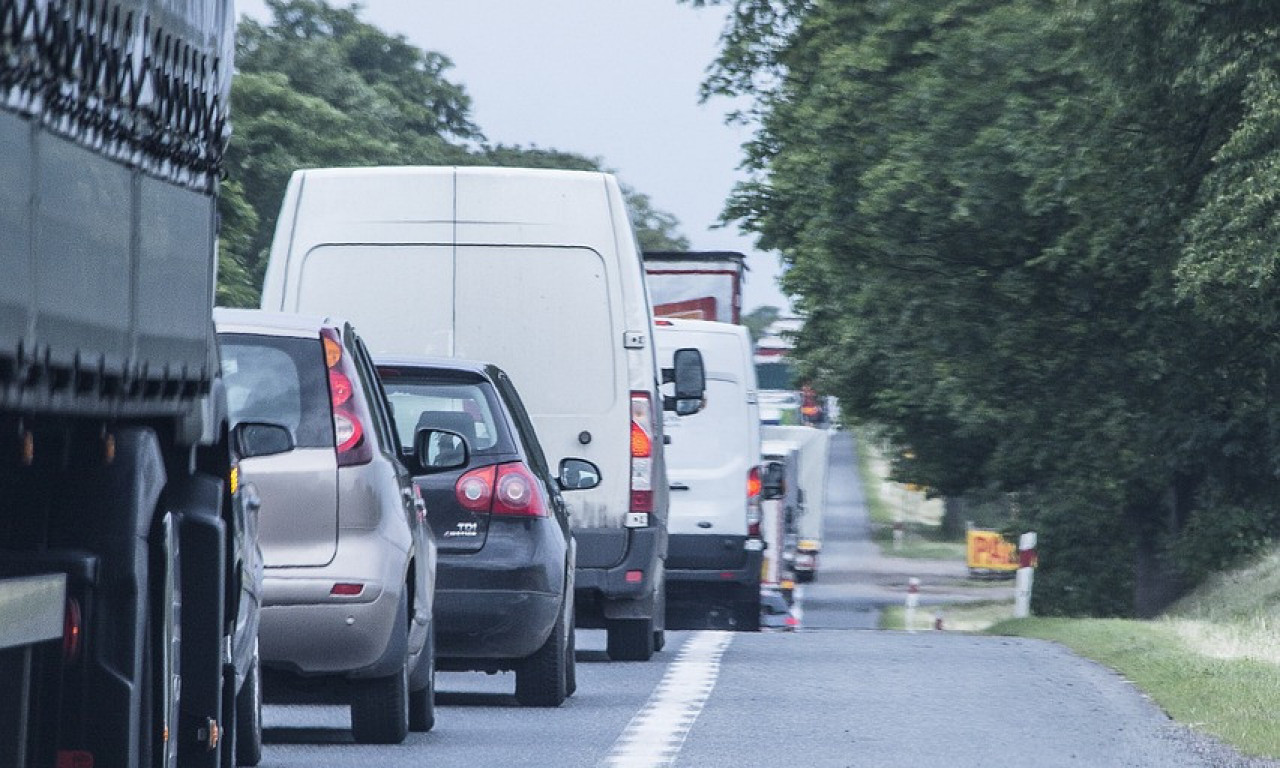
[215,309,440,744]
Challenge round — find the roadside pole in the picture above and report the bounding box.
[905,577,920,632]
[1013,532,1038,618]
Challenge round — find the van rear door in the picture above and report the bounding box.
[452,245,631,559]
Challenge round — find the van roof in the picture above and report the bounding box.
[653,317,747,336]
[296,165,607,183]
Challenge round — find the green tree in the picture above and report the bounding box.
[741,305,781,341]
[686,0,1280,615]
[220,1,690,304]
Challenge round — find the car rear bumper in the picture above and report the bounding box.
[435,589,561,661]
[259,581,402,677]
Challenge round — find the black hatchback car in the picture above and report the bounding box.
[376,357,598,707]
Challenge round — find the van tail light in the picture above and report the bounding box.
[747,466,763,539]
[321,328,374,466]
[454,462,545,517]
[630,392,654,518]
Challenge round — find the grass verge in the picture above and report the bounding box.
[854,429,892,526]
[988,617,1280,759]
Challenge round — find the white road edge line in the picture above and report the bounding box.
[603,630,734,768]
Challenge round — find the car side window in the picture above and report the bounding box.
[495,371,553,482]
[348,331,398,454]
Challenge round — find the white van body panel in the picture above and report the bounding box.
[656,319,761,538]
[259,167,666,542]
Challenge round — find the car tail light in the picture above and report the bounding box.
[320,327,373,466]
[454,463,545,517]
[746,465,763,538]
[630,392,654,519]
[330,583,364,596]
[456,465,496,512]
[493,463,545,517]
[63,598,82,663]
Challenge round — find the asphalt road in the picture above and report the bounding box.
[258,432,1274,768]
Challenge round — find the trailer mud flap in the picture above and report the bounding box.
[167,475,227,767]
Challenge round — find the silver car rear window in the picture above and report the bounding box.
[220,333,334,449]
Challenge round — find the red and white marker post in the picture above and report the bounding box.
[905,576,920,632]
[1013,532,1037,618]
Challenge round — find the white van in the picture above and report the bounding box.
[654,318,764,629]
[258,166,704,661]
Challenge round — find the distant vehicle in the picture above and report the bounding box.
[258,166,705,662]
[216,309,439,744]
[644,251,748,324]
[794,539,822,584]
[0,3,249,766]
[758,390,804,426]
[761,439,805,585]
[759,588,798,631]
[762,427,834,584]
[656,319,764,631]
[376,357,593,706]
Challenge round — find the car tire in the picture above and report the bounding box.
[653,629,666,652]
[515,603,568,707]
[351,658,410,744]
[409,627,436,732]
[235,648,263,766]
[795,571,815,584]
[606,618,654,662]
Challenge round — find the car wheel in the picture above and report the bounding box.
[235,647,263,766]
[653,629,666,652]
[795,571,815,584]
[409,626,436,732]
[515,603,568,707]
[606,618,654,662]
[350,657,410,744]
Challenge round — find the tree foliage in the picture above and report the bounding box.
[688,0,1280,615]
[219,1,688,304]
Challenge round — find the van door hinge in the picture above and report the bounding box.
[623,331,646,349]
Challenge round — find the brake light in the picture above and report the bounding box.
[747,466,763,539]
[630,392,654,518]
[320,328,374,466]
[454,463,545,517]
[63,598,82,663]
[493,463,545,517]
[56,751,93,768]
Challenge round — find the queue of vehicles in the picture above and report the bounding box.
[0,3,829,760]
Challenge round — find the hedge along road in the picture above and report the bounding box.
[259,432,1274,767]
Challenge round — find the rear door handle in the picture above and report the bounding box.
[669,483,690,491]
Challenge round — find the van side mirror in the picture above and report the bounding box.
[662,348,705,416]
[558,458,601,491]
[415,428,469,472]
[761,461,786,500]
[232,422,295,459]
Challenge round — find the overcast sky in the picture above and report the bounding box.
[235,0,791,312]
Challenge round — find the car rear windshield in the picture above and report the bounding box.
[381,378,507,454]
[219,333,334,449]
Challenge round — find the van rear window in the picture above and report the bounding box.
[219,334,334,449]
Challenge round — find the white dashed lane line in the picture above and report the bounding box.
[602,630,734,768]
